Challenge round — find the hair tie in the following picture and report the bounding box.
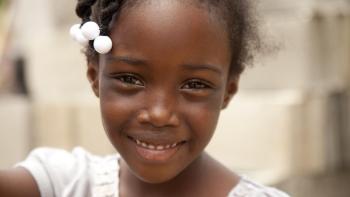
[70,21,113,54]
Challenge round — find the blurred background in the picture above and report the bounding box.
[0,0,350,196]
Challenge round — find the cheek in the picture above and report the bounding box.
[99,85,140,138]
[184,99,222,149]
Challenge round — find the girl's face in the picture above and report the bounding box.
[88,0,237,183]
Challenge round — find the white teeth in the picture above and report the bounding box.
[141,142,147,148]
[148,145,155,150]
[156,145,164,150]
[133,138,182,150]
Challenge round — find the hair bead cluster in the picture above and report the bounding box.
[70,0,116,54]
[70,21,113,54]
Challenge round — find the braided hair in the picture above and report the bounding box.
[74,0,261,76]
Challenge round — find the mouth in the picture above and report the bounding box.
[127,135,187,162]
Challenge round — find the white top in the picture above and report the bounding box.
[17,147,290,197]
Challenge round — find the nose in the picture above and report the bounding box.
[137,93,180,128]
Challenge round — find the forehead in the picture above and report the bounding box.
[109,0,231,70]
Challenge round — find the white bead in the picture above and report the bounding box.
[75,29,89,46]
[81,21,100,40]
[93,36,112,54]
[70,24,81,41]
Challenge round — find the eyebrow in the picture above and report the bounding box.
[106,55,149,66]
[181,63,222,75]
[106,55,222,74]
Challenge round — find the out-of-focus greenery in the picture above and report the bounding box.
[0,0,7,14]
[0,0,6,8]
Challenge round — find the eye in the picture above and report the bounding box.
[114,74,144,86]
[182,79,211,90]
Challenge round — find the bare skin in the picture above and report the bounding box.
[0,168,40,197]
[0,0,241,196]
[89,1,241,196]
[120,153,240,197]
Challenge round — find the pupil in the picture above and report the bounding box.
[192,82,202,88]
[126,76,133,83]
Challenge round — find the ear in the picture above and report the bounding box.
[221,76,239,109]
[87,63,100,97]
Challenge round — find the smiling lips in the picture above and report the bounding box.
[127,135,187,162]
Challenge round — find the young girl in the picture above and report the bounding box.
[0,0,290,196]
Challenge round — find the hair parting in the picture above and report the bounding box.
[76,0,98,24]
[100,0,121,35]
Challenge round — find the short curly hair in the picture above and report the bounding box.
[75,0,261,76]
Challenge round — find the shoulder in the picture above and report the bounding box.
[19,147,95,166]
[228,176,290,197]
[17,147,117,178]
[16,147,120,197]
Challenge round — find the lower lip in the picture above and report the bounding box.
[130,139,182,163]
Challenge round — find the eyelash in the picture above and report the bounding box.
[112,74,212,90]
[181,79,212,90]
[114,73,144,86]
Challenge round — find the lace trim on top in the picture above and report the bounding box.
[91,154,120,197]
[228,176,289,197]
[89,156,288,197]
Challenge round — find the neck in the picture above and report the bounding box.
[120,152,210,196]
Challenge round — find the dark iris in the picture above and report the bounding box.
[183,80,210,89]
[117,75,143,86]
